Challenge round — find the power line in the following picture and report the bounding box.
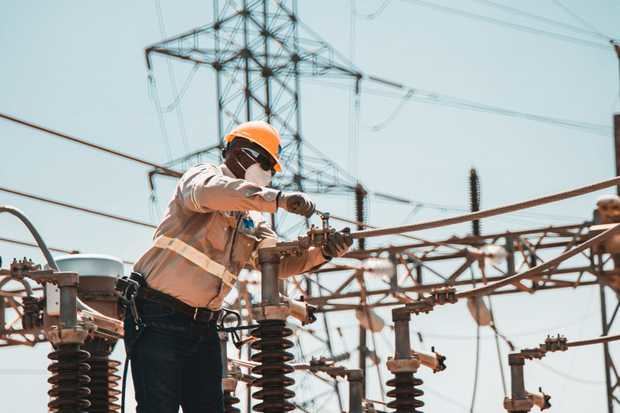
[423,385,470,412]
[360,189,586,226]
[147,75,174,160]
[420,310,597,341]
[0,236,135,266]
[0,186,157,229]
[157,64,200,113]
[469,270,481,413]
[354,0,393,20]
[363,79,612,136]
[400,0,614,51]
[0,236,78,255]
[1,112,588,225]
[0,111,453,226]
[0,112,182,177]
[551,0,613,41]
[533,359,605,385]
[371,189,587,224]
[472,0,610,40]
[487,296,508,396]
[152,0,192,156]
[370,90,414,131]
[348,0,362,178]
[304,77,611,136]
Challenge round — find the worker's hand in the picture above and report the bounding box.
[321,228,353,259]
[277,191,316,218]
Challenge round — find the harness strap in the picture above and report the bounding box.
[153,235,237,288]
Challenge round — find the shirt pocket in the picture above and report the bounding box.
[204,214,233,252]
[231,231,259,268]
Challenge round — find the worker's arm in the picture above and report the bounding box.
[279,248,328,277]
[178,164,279,213]
[252,223,329,277]
[277,227,352,276]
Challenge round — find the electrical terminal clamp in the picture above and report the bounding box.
[504,387,551,412]
[411,347,446,373]
[529,388,552,411]
[542,334,568,352]
[275,209,352,257]
[518,334,568,360]
[403,287,458,315]
[9,257,41,275]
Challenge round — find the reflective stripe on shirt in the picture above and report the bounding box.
[153,235,237,288]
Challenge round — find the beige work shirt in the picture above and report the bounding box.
[134,163,326,310]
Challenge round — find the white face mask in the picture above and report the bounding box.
[244,163,272,187]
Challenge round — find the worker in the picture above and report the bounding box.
[123,120,352,413]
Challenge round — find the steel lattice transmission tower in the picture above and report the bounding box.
[145,0,362,199]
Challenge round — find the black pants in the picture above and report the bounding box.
[124,299,224,413]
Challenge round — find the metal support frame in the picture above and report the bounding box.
[614,113,620,196]
[347,369,364,413]
[308,223,602,313]
[602,112,620,412]
[505,354,532,413]
[599,252,620,412]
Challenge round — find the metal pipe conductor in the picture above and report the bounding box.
[347,369,364,413]
[348,175,620,240]
[259,249,282,307]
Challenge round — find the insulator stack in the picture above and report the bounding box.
[250,319,295,412]
[386,372,424,413]
[47,343,91,412]
[224,391,241,413]
[355,184,368,250]
[469,168,481,237]
[83,339,121,412]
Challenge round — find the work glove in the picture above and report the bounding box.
[321,228,353,259]
[277,191,316,218]
[254,222,278,248]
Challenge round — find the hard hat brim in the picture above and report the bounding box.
[225,133,282,172]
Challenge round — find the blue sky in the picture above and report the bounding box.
[1,0,620,411]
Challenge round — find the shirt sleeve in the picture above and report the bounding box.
[249,221,328,277]
[278,247,328,278]
[178,164,279,214]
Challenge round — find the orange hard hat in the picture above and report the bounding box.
[224,121,282,172]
